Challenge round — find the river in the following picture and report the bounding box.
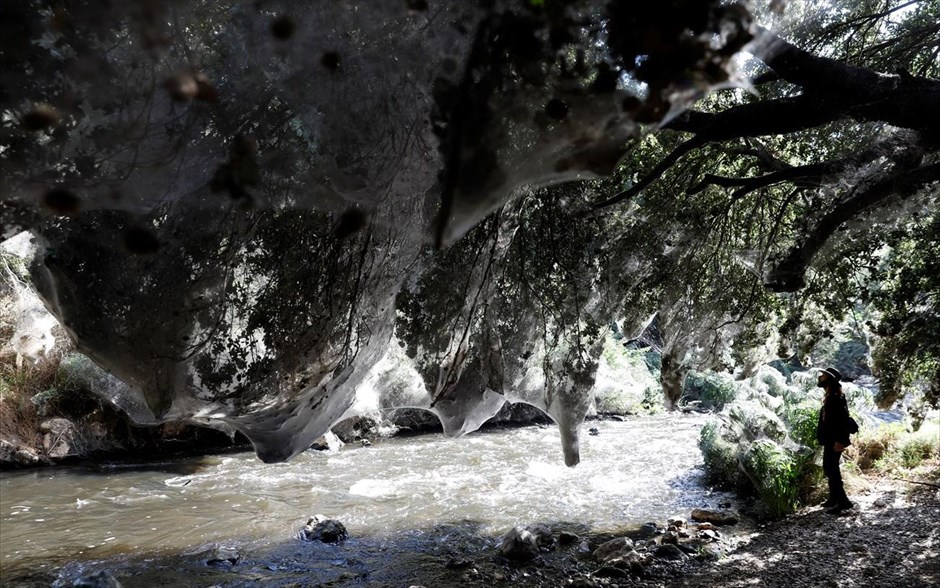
[0,414,739,586]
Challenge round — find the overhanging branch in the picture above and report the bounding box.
[591,136,704,211]
[765,162,940,292]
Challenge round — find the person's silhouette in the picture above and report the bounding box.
[816,367,854,514]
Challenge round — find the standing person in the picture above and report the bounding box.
[816,366,854,514]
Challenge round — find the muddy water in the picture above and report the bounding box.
[0,414,737,585]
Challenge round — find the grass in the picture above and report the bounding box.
[847,418,940,473]
[0,351,62,447]
[743,439,806,519]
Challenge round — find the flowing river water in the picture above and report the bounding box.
[0,414,741,586]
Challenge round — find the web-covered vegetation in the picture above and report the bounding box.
[0,0,937,464]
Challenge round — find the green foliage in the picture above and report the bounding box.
[1,253,29,283]
[699,420,747,490]
[600,336,649,374]
[850,422,904,470]
[849,419,940,472]
[782,402,819,449]
[866,208,940,410]
[896,433,937,469]
[594,336,658,414]
[641,385,664,414]
[682,371,737,410]
[742,439,805,519]
[29,353,103,417]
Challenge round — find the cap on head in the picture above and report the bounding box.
[819,366,842,383]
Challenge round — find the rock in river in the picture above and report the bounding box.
[500,526,539,561]
[690,509,738,526]
[302,515,349,543]
[72,570,122,587]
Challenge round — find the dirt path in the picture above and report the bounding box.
[674,476,940,588]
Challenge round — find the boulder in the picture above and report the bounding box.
[0,439,17,463]
[310,431,344,452]
[41,417,77,459]
[829,340,872,381]
[499,527,539,561]
[653,544,687,560]
[13,447,41,465]
[526,523,555,549]
[767,356,804,379]
[203,546,240,566]
[302,515,348,543]
[593,537,634,563]
[331,415,380,442]
[661,530,679,545]
[606,550,648,575]
[691,509,738,526]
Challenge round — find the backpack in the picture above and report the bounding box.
[847,416,859,435]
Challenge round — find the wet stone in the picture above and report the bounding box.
[691,509,738,526]
[526,523,555,549]
[661,531,679,545]
[444,557,472,569]
[302,515,349,543]
[593,536,635,563]
[696,522,715,531]
[699,529,720,541]
[654,544,687,560]
[72,570,122,587]
[500,526,540,561]
[203,546,240,565]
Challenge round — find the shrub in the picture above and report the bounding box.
[594,338,659,414]
[699,420,748,490]
[742,439,805,519]
[897,432,938,468]
[781,402,819,449]
[0,352,62,446]
[850,423,904,470]
[682,371,737,410]
[850,422,938,472]
[641,384,664,413]
[727,400,788,443]
[753,366,788,398]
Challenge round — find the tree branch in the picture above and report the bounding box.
[591,136,704,211]
[754,27,940,137]
[686,141,899,197]
[765,162,940,291]
[665,94,843,141]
